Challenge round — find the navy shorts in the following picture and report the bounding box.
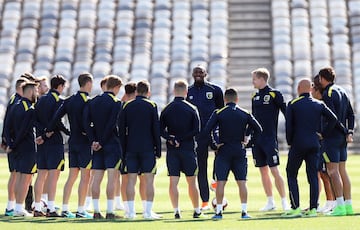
[16,151,37,174]
[252,137,280,167]
[322,138,347,163]
[68,144,92,169]
[120,159,127,175]
[37,144,65,171]
[126,152,156,174]
[214,144,248,181]
[92,144,121,170]
[166,149,198,177]
[7,151,18,172]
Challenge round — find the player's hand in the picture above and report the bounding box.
[36,136,44,145]
[316,132,323,140]
[5,146,12,154]
[242,136,250,146]
[216,143,224,149]
[92,141,102,151]
[45,131,54,138]
[346,134,354,143]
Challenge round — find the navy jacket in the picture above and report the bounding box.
[83,91,122,147]
[203,102,262,146]
[119,95,161,157]
[4,97,36,153]
[250,85,286,139]
[48,91,90,145]
[35,89,70,145]
[160,97,200,151]
[322,83,355,138]
[186,81,224,129]
[286,93,338,151]
[2,93,22,146]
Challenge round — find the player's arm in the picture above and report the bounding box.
[247,113,263,144]
[346,100,355,134]
[285,102,294,145]
[10,109,35,150]
[82,102,95,143]
[99,103,121,147]
[54,100,70,136]
[159,107,171,140]
[177,107,201,141]
[275,90,287,116]
[321,103,338,137]
[151,105,161,158]
[46,98,68,132]
[1,99,14,146]
[202,110,218,137]
[214,86,224,109]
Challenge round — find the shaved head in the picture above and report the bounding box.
[297,78,312,95]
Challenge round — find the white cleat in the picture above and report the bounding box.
[260,203,276,212]
[143,211,162,219]
[115,202,125,211]
[14,209,32,217]
[318,201,336,213]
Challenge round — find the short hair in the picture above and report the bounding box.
[136,80,150,95]
[124,82,136,95]
[78,73,93,87]
[35,76,47,83]
[319,66,336,83]
[224,88,238,102]
[251,68,270,82]
[20,72,36,82]
[15,77,28,90]
[22,81,38,93]
[105,75,122,89]
[174,80,188,94]
[313,74,323,94]
[100,76,108,87]
[50,75,66,89]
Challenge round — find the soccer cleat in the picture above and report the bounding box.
[125,213,136,220]
[106,213,122,219]
[201,202,210,211]
[281,207,302,218]
[14,209,32,217]
[345,204,354,215]
[211,212,223,220]
[303,208,317,217]
[46,211,61,217]
[61,210,76,218]
[33,210,46,217]
[260,203,276,212]
[241,211,251,219]
[174,212,181,219]
[142,211,163,219]
[76,211,93,218]
[210,180,217,192]
[193,211,207,219]
[93,212,104,219]
[328,205,346,216]
[5,209,14,217]
[115,202,124,211]
[318,201,336,213]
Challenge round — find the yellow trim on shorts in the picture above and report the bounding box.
[194,167,199,176]
[115,159,121,170]
[31,164,37,174]
[57,159,65,170]
[322,152,330,163]
[85,160,92,169]
[151,165,157,174]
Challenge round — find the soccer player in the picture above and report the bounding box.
[119,80,161,219]
[203,88,262,220]
[249,68,289,211]
[282,79,338,217]
[83,75,123,219]
[311,75,336,213]
[2,77,29,216]
[4,80,38,217]
[46,73,94,218]
[186,65,224,210]
[33,75,70,217]
[318,67,355,216]
[160,80,204,219]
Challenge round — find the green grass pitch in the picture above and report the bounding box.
[0,153,360,230]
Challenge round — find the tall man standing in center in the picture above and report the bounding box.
[119,80,161,219]
[186,66,224,210]
[249,68,289,211]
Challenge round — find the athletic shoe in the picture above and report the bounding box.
[241,211,251,219]
[93,212,104,219]
[260,203,276,212]
[193,211,207,218]
[61,210,76,218]
[33,210,46,217]
[125,213,136,220]
[14,209,32,217]
[211,212,223,220]
[76,211,93,218]
[142,211,163,219]
[174,212,181,219]
[281,208,302,218]
[143,212,161,220]
[106,213,122,219]
[201,202,210,211]
[328,205,346,216]
[318,201,336,213]
[5,209,14,217]
[46,211,61,217]
[115,202,124,211]
[345,204,354,215]
[303,208,317,217]
[210,180,217,192]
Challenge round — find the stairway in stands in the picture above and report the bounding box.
[227,0,273,111]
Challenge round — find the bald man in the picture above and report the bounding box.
[282,79,338,217]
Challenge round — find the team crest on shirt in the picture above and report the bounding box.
[263,95,270,104]
[189,95,193,100]
[206,92,213,99]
